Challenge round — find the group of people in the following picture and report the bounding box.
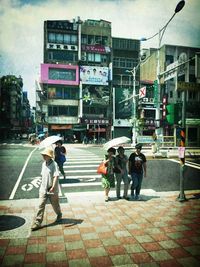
[31,141,147,231]
[102,144,147,202]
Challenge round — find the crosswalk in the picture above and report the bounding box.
[59,148,104,195]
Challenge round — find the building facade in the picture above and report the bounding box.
[0,75,32,139]
[140,44,200,146]
[112,37,140,139]
[37,19,112,143]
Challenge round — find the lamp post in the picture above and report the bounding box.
[126,63,140,146]
[141,0,185,136]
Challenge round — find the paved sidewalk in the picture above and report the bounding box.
[0,190,200,267]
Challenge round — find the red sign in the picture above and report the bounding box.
[81,44,111,54]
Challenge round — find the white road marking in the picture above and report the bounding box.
[9,147,38,199]
[169,159,200,170]
[62,181,101,187]
[62,174,101,179]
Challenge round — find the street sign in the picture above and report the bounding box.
[164,61,178,81]
[139,86,146,99]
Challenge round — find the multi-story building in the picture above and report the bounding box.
[0,75,32,139]
[140,44,200,146]
[38,18,112,143]
[112,37,140,138]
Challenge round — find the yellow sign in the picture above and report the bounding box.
[177,82,200,91]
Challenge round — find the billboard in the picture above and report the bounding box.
[115,87,133,119]
[40,63,79,85]
[80,66,109,85]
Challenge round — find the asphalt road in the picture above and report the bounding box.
[0,143,200,200]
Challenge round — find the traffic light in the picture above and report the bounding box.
[166,103,180,125]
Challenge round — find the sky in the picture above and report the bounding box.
[0,0,200,108]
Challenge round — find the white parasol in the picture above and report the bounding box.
[103,136,131,150]
[38,135,62,149]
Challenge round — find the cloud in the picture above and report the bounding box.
[0,0,199,107]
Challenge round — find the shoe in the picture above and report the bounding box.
[130,195,135,200]
[55,213,62,222]
[135,195,140,200]
[31,222,41,231]
[105,196,109,202]
[123,196,130,201]
[117,196,122,200]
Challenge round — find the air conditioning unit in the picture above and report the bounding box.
[69,45,78,51]
[149,98,154,102]
[47,43,56,49]
[63,45,69,50]
[81,52,87,61]
[143,98,148,102]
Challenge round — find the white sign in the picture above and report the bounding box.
[139,86,146,98]
[164,61,178,81]
[178,147,185,158]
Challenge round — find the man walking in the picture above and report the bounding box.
[128,144,147,200]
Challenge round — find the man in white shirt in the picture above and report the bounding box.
[31,148,62,231]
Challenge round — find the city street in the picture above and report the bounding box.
[0,142,200,201]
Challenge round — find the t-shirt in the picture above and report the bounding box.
[40,159,60,194]
[129,152,146,174]
[55,146,66,163]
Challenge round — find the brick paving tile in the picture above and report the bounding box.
[110,254,133,266]
[64,234,82,242]
[46,262,69,267]
[68,258,91,267]
[79,227,95,234]
[26,243,46,253]
[2,254,24,266]
[141,242,162,252]
[130,252,154,264]
[47,229,64,236]
[184,245,200,256]
[89,256,113,267]
[98,231,114,239]
[67,249,87,260]
[150,233,170,242]
[118,236,137,244]
[158,259,183,267]
[105,245,126,256]
[28,237,46,245]
[158,240,180,249]
[24,253,46,264]
[5,245,26,255]
[83,239,102,249]
[46,251,67,263]
[177,256,200,267]
[182,230,199,237]
[175,238,196,246]
[149,250,173,261]
[0,239,9,246]
[124,243,145,253]
[47,242,65,252]
[86,247,108,257]
[167,247,191,258]
[65,240,84,250]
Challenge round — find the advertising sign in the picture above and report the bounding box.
[80,66,109,85]
[115,87,133,119]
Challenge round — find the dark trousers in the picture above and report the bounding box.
[130,172,143,196]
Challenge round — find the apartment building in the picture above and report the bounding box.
[37,18,112,143]
[140,44,200,146]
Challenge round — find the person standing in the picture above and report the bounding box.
[31,148,62,231]
[102,147,116,202]
[128,144,147,200]
[115,146,130,200]
[54,140,66,179]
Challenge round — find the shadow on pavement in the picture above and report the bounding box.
[40,218,84,230]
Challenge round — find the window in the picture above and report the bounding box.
[48,33,55,43]
[71,35,77,44]
[88,35,95,44]
[170,91,173,98]
[49,68,76,81]
[63,34,70,44]
[81,35,87,44]
[48,105,78,116]
[56,33,63,43]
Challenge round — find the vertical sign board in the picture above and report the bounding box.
[153,80,158,106]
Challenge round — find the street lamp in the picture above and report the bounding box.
[141,0,185,136]
[126,62,140,146]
